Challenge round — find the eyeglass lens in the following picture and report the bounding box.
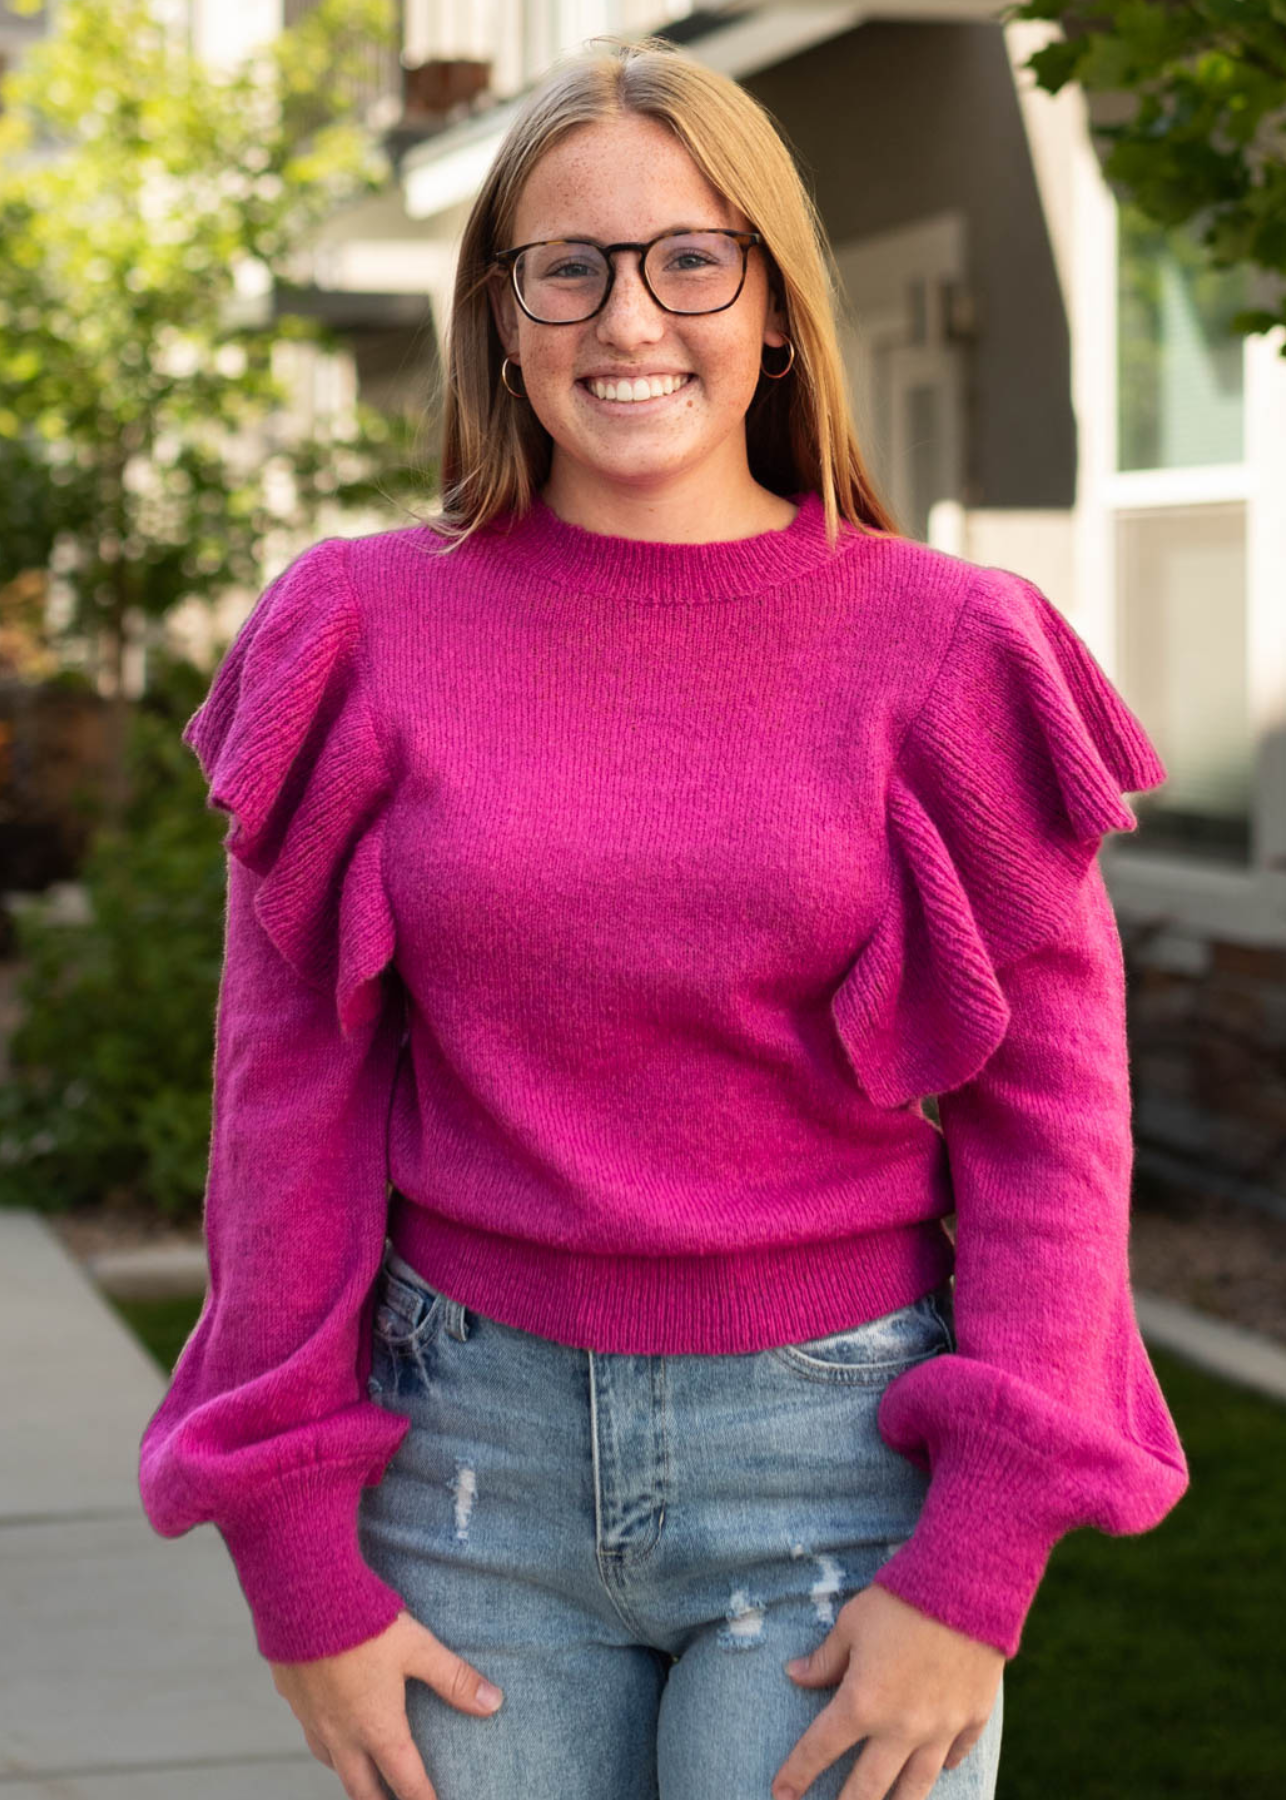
[514,232,744,322]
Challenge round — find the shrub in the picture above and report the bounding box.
[0,655,226,1221]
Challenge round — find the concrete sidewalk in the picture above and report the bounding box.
[0,1209,337,1798]
[3,1208,1284,1797]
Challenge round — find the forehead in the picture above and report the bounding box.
[511,115,743,242]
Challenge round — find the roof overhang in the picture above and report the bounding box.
[400,0,1004,222]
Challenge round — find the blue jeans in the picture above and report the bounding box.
[357,1241,1003,1800]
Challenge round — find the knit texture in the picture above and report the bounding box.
[137,488,1189,1663]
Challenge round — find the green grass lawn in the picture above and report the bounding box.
[113,1291,209,1378]
[119,1295,1284,1797]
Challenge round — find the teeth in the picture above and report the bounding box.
[587,372,691,402]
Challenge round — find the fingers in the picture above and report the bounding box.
[782,1726,909,1800]
[773,1683,961,1800]
[305,1717,441,1800]
[408,1626,505,1718]
[783,1634,848,1688]
[280,1612,502,1799]
[776,1596,999,1800]
[777,1722,950,1800]
[331,1739,438,1800]
[373,1729,443,1800]
[941,1723,984,1770]
[883,1743,955,1800]
[771,1681,874,1800]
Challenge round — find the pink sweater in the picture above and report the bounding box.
[137,489,1189,1665]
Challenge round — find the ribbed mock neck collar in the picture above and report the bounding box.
[478,487,865,603]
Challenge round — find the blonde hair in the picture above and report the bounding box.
[422,33,902,552]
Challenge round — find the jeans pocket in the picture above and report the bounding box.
[372,1247,450,1355]
[767,1286,954,1385]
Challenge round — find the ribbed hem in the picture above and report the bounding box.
[869,1430,1071,1658]
[473,488,872,604]
[218,1458,411,1664]
[387,1193,956,1354]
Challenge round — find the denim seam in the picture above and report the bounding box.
[765,1342,947,1386]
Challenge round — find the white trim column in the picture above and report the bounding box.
[1245,323,1286,883]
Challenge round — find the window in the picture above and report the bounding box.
[1110,200,1252,863]
[1117,200,1248,472]
[1115,503,1251,863]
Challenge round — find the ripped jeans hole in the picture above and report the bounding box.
[718,1588,767,1651]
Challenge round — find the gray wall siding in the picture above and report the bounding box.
[746,21,1077,510]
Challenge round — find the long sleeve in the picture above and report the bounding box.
[137,539,413,1664]
[834,567,1190,1658]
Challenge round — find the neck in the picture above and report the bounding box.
[539,463,797,546]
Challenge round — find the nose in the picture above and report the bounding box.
[596,251,666,344]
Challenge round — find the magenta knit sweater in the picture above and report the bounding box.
[137,489,1189,1666]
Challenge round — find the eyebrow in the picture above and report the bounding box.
[540,224,714,244]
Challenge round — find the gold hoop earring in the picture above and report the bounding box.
[760,337,795,380]
[501,356,526,400]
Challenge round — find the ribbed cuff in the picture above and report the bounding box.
[218,1461,409,1664]
[869,1429,1066,1658]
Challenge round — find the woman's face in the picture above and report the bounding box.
[487,112,788,509]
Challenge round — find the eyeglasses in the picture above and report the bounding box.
[491,228,763,325]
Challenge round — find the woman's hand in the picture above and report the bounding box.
[771,1583,1004,1800]
[270,1608,504,1800]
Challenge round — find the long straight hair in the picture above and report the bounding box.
[422,34,903,552]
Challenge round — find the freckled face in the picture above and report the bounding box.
[487,113,787,498]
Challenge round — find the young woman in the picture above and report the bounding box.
[139,34,1190,1800]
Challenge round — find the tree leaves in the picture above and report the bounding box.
[0,0,425,646]
[1001,0,1286,351]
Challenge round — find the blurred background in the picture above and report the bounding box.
[1,1,1283,1794]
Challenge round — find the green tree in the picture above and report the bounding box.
[1000,0,1286,353]
[0,0,427,821]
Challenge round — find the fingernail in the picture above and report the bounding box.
[783,1656,806,1674]
[773,1786,798,1800]
[477,1680,504,1711]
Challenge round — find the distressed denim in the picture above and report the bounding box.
[357,1240,1003,1800]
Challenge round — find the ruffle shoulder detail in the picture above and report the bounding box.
[833,568,1166,1109]
[182,537,397,1037]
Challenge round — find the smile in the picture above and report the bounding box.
[577,372,696,407]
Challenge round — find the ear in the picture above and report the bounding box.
[763,279,789,351]
[487,269,521,359]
